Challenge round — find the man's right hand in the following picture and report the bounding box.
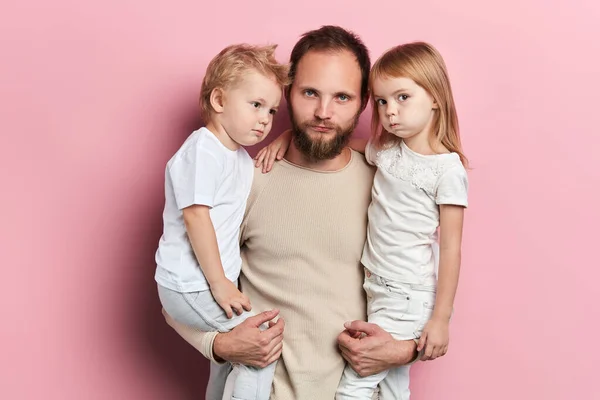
[213,309,284,368]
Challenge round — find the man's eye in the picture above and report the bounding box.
[304,90,315,97]
[338,94,349,102]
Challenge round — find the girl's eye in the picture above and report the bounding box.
[251,102,261,108]
[398,94,409,101]
[376,99,386,106]
[269,109,277,115]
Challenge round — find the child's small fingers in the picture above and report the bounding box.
[267,157,275,172]
[256,151,266,166]
[261,150,270,173]
[276,146,286,160]
[242,296,252,311]
[231,302,243,316]
[224,305,233,319]
[417,333,427,351]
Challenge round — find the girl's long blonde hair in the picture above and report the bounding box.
[370,42,468,167]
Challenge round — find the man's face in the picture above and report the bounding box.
[288,50,363,161]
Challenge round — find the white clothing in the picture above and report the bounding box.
[155,127,253,292]
[361,139,468,287]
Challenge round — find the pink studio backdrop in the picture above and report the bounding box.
[1,1,598,399]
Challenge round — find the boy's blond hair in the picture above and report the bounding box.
[199,44,290,122]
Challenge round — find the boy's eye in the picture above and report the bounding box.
[376,99,386,106]
[398,94,409,101]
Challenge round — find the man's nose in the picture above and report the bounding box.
[315,99,333,120]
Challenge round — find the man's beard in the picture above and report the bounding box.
[290,114,358,162]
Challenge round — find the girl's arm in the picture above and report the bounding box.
[433,205,464,321]
[417,204,464,360]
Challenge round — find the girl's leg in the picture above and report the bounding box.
[378,365,411,400]
[335,364,387,399]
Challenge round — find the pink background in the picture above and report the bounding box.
[1,0,598,399]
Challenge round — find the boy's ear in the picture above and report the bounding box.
[210,88,225,113]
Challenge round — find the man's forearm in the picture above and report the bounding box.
[163,308,224,364]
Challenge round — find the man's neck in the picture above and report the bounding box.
[284,141,352,172]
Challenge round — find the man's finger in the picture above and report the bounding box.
[246,309,280,327]
[348,329,362,339]
[265,342,283,366]
[344,320,379,336]
[261,317,285,341]
[337,330,354,349]
[266,340,283,360]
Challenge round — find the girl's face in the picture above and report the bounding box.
[372,76,438,141]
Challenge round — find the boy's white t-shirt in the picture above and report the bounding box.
[361,139,469,287]
[155,127,253,292]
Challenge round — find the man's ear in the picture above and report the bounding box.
[210,88,226,113]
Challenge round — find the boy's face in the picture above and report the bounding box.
[220,70,282,147]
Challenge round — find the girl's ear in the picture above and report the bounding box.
[210,88,226,113]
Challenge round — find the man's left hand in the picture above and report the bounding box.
[337,321,417,377]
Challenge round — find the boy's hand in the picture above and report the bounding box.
[254,129,292,173]
[210,278,252,318]
[417,316,449,361]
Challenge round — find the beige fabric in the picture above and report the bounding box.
[238,150,374,399]
[170,149,375,399]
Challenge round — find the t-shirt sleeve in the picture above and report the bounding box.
[364,138,378,165]
[168,145,223,210]
[435,165,469,207]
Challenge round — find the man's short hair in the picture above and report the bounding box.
[286,25,371,109]
[199,44,290,122]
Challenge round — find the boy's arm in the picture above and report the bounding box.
[183,205,251,318]
[348,138,368,154]
[183,205,227,285]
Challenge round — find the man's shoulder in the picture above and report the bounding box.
[349,149,376,178]
[247,164,277,204]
